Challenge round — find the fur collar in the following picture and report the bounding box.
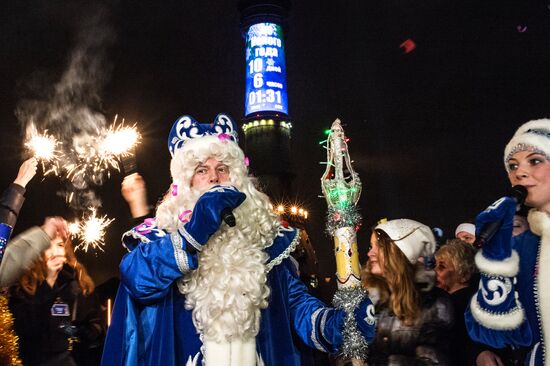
[527,209,550,366]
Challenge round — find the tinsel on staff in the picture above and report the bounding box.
[320,119,368,363]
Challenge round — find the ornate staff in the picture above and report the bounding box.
[321,119,368,363]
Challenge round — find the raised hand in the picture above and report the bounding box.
[41,216,68,241]
[475,196,516,260]
[45,251,66,287]
[13,158,38,188]
[121,173,149,218]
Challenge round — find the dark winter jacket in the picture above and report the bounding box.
[367,282,454,365]
[9,265,104,366]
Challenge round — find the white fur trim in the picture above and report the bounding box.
[504,119,550,170]
[470,294,525,330]
[538,224,550,366]
[476,250,519,277]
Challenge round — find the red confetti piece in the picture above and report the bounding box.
[399,38,416,54]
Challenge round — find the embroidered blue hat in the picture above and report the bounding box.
[168,114,239,157]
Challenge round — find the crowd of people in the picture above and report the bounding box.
[0,117,547,366]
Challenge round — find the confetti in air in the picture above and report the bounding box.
[517,25,527,33]
[399,38,416,54]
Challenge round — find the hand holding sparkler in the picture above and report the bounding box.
[121,173,149,218]
[13,158,38,188]
[24,126,61,176]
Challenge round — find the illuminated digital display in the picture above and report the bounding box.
[244,22,288,116]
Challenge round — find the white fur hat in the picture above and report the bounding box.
[504,119,550,171]
[375,219,436,264]
[455,223,475,236]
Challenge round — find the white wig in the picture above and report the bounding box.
[156,135,281,342]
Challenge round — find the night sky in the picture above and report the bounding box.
[1,0,550,287]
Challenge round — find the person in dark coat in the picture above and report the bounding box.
[9,234,104,366]
[362,219,455,366]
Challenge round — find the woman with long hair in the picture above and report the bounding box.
[9,234,104,366]
[362,219,454,365]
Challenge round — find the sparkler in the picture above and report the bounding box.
[23,117,142,183]
[68,221,80,237]
[74,209,114,253]
[100,116,141,175]
[24,125,61,176]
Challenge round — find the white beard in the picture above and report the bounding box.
[178,201,274,343]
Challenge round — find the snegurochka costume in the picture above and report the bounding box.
[465,120,550,366]
[101,114,375,366]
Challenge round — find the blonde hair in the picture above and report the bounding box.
[18,237,95,297]
[435,239,477,284]
[362,229,420,325]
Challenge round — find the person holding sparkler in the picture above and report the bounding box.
[0,158,70,287]
[120,173,150,221]
[0,158,38,248]
[102,114,376,366]
[9,230,104,366]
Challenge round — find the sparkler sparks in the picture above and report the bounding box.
[24,126,61,176]
[25,133,58,160]
[101,118,141,157]
[23,117,142,184]
[68,221,80,237]
[74,209,114,253]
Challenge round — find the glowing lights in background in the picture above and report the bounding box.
[271,203,309,219]
[241,119,292,133]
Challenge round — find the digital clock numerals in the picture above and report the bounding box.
[248,89,282,105]
[249,59,265,89]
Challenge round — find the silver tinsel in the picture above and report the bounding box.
[326,206,362,235]
[332,287,369,360]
